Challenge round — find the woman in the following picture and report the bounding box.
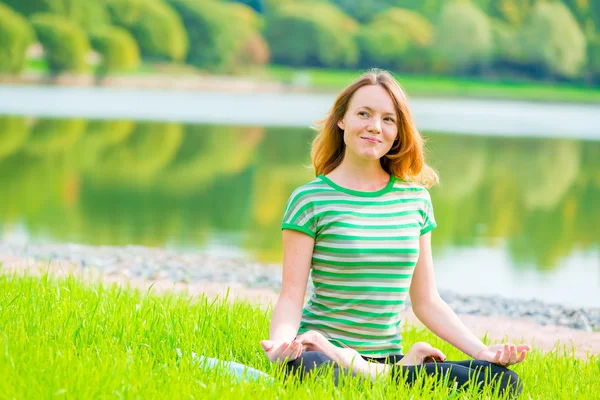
[260,69,529,396]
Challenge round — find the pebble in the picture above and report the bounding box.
[1,240,598,332]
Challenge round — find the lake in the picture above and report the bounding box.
[0,113,598,308]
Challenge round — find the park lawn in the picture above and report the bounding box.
[265,65,600,104]
[0,272,598,399]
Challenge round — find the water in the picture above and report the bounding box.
[0,116,598,307]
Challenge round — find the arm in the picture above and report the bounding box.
[409,232,487,358]
[262,229,313,362]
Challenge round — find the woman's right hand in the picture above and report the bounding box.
[260,340,303,364]
[399,342,446,366]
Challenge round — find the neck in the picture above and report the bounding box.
[329,153,389,188]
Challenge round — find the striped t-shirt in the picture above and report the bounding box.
[281,173,436,357]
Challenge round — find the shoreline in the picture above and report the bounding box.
[1,240,598,331]
[1,240,599,359]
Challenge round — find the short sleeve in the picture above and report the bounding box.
[420,188,437,236]
[281,188,317,238]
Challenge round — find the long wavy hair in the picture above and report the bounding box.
[311,69,438,188]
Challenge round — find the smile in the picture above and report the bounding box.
[361,137,381,144]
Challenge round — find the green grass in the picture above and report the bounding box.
[0,272,598,399]
[264,65,600,104]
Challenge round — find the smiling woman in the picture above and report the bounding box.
[260,68,528,397]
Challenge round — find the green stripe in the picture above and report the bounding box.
[314,245,418,254]
[312,257,415,267]
[310,301,400,318]
[311,269,412,280]
[297,324,390,340]
[310,198,426,207]
[316,209,423,219]
[314,293,407,306]
[322,221,421,230]
[319,234,419,241]
[303,310,401,329]
[314,282,409,293]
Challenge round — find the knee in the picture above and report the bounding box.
[500,369,523,397]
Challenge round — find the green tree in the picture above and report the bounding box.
[3,0,109,31]
[0,3,35,74]
[358,8,433,72]
[265,1,359,68]
[89,26,140,74]
[434,0,493,73]
[167,0,265,71]
[520,1,587,78]
[588,34,600,81]
[107,0,188,62]
[31,13,90,74]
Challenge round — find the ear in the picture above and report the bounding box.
[337,120,344,130]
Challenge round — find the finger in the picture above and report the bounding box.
[509,345,518,364]
[260,340,275,352]
[273,341,291,361]
[516,350,527,363]
[501,344,511,365]
[494,350,503,364]
[432,348,446,362]
[517,344,531,352]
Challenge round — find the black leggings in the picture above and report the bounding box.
[285,351,523,397]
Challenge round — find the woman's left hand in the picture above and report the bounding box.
[474,344,531,366]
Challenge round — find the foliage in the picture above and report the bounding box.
[264,1,359,68]
[89,26,140,74]
[30,13,90,74]
[0,3,35,74]
[434,0,493,73]
[520,1,587,78]
[26,118,87,155]
[2,0,109,31]
[107,0,188,62]
[0,117,29,160]
[358,7,433,72]
[587,34,600,79]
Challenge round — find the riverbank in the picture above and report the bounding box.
[1,84,599,139]
[1,241,598,358]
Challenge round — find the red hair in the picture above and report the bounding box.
[311,69,438,188]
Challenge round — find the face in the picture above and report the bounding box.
[337,84,399,162]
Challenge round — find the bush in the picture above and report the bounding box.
[31,13,90,74]
[587,35,600,82]
[0,4,35,74]
[167,0,258,71]
[434,0,493,73]
[107,0,188,62]
[520,1,587,79]
[3,0,110,30]
[264,2,358,68]
[89,26,140,74]
[358,8,433,72]
[226,2,269,67]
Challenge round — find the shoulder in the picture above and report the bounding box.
[286,176,334,204]
[391,177,431,196]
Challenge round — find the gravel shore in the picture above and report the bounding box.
[1,241,598,333]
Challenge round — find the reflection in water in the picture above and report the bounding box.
[0,116,598,282]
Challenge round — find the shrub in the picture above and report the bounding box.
[520,1,587,79]
[107,0,188,62]
[587,35,600,81]
[434,0,493,73]
[3,0,110,30]
[31,13,90,74]
[167,0,256,71]
[0,116,29,160]
[89,26,140,74]
[358,8,433,72]
[264,2,358,68]
[0,3,35,74]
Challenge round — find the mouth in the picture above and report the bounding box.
[361,137,381,144]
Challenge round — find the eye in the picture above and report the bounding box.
[385,117,395,123]
[358,111,369,117]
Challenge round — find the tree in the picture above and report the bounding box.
[31,13,90,74]
[434,0,493,73]
[520,1,587,78]
[89,26,140,75]
[264,1,359,68]
[0,3,35,74]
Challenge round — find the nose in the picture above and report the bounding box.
[368,119,382,134]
